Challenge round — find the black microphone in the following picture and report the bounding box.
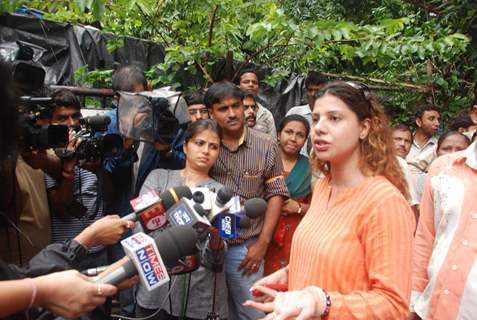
[242,198,267,219]
[80,115,111,127]
[216,187,234,206]
[95,226,197,287]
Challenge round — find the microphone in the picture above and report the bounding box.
[239,198,267,219]
[96,225,197,291]
[80,115,111,127]
[166,198,211,235]
[190,186,233,213]
[82,266,108,276]
[167,254,200,275]
[215,187,234,207]
[123,186,192,233]
[216,197,267,239]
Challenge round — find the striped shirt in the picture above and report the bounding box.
[210,127,289,243]
[289,175,415,319]
[412,142,477,320]
[45,166,104,253]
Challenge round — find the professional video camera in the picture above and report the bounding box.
[117,88,189,145]
[73,115,123,161]
[9,41,70,151]
[18,96,69,150]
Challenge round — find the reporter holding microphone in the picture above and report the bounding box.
[245,82,415,319]
[0,58,136,320]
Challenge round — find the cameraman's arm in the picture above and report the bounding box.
[46,156,77,218]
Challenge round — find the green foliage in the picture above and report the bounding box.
[3,0,477,126]
[74,65,112,88]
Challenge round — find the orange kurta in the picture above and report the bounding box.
[288,176,415,319]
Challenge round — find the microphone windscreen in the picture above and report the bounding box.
[83,115,111,126]
[161,186,193,209]
[154,226,198,267]
[243,198,267,219]
[216,187,233,206]
[238,216,251,228]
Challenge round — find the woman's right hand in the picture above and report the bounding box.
[250,267,289,302]
[35,270,117,318]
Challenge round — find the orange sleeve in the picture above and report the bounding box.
[327,194,414,319]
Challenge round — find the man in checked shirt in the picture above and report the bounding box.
[205,81,289,320]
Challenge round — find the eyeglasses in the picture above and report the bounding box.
[188,108,209,115]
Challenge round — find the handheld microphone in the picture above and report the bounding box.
[123,186,193,233]
[167,254,200,275]
[95,225,197,291]
[166,198,211,235]
[216,198,267,239]
[191,186,233,213]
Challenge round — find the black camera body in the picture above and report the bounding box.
[74,115,123,161]
[19,96,69,150]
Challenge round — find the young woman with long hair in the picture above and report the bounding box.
[245,81,415,319]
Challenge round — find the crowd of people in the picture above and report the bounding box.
[1,57,477,320]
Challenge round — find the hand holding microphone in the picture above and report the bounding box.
[95,225,198,291]
[32,270,117,319]
[75,215,134,249]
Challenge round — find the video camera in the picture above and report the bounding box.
[18,96,69,151]
[10,42,70,151]
[73,115,123,161]
[117,88,189,145]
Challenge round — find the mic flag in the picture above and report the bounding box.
[95,226,198,291]
[218,213,238,239]
[121,232,169,291]
[130,191,167,232]
[166,198,211,235]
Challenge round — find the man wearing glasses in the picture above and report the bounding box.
[185,92,210,123]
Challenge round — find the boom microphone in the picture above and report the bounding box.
[95,226,197,289]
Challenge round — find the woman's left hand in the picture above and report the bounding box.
[282,199,300,216]
[244,286,326,320]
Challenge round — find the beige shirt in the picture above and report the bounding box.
[0,157,51,265]
[254,102,277,138]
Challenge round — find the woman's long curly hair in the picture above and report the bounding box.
[310,81,409,199]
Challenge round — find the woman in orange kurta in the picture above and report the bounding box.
[245,81,415,319]
[264,115,312,275]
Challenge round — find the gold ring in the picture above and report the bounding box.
[97,284,103,296]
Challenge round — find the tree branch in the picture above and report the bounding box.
[320,71,433,93]
[208,5,219,48]
[135,3,171,47]
[196,61,214,84]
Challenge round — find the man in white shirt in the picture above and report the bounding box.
[392,124,420,219]
[237,69,277,137]
[286,71,327,155]
[406,105,440,171]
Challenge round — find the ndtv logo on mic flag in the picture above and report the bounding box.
[121,233,169,291]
